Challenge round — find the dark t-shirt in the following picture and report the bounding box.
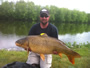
[28,23,58,39]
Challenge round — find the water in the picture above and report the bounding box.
[59,32,90,44]
[0,21,90,50]
[0,32,25,50]
[0,31,90,50]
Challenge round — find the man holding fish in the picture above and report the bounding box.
[15,8,81,68]
[26,8,58,68]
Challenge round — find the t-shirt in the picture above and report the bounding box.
[28,23,58,39]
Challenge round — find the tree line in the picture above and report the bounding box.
[0,0,90,24]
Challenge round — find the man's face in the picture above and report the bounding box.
[40,13,50,25]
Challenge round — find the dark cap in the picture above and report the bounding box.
[40,9,49,16]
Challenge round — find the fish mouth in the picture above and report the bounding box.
[15,42,20,46]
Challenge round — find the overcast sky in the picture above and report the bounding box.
[2,0,90,13]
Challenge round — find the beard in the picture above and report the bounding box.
[41,21,48,25]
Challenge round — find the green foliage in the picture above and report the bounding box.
[49,5,58,22]
[87,13,90,23]
[66,42,90,49]
[0,1,14,19]
[14,0,27,20]
[1,21,90,35]
[0,0,89,23]
[55,23,90,34]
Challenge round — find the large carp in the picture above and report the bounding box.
[15,33,81,64]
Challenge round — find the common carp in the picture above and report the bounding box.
[15,33,81,64]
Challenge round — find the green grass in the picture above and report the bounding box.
[52,48,90,68]
[0,50,27,67]
[0,44,90,68]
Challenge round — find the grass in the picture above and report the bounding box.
[0,50,27,67]
[52,48,90,68]
[0,43,90,68]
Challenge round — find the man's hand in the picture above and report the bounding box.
[53,51,58,54]
[24,48,31,51]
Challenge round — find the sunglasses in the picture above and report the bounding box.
[40,15,49,18]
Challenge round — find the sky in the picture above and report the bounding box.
[2,0,90,13]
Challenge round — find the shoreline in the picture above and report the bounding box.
[0,47,25,51]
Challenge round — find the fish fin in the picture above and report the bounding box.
[67,55,75,64]
[40,33,48,36]
[59,53,62,58]
[40,54,45,61]
[27,47,29,56]
[67,50,81,64]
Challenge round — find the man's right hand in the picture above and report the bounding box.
[53,51,58,54]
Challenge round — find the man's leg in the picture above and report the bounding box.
[40,54,52,68]
[26,52,40,68]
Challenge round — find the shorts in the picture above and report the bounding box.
[26,52,52,68]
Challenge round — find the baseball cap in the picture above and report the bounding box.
[40,9,49,16]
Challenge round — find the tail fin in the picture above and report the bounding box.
[67,55,75,64]
[67,51,81,64]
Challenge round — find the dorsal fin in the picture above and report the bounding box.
[40,33,48,36]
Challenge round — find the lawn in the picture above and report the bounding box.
[0,44,90,68]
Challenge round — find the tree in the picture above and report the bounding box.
[0,1,14,20]
[49,5,58,22]
[71,10,78,23]
[87,13,90,23]
[64,9,72,23]
[26,1,37,21]
[14,0,27,20]
[55,8,66,23]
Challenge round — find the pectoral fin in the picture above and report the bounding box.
[40,54,45,61]
[27,47,29,56]
[59,53,62,58]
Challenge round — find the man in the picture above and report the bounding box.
[26,8,58,68]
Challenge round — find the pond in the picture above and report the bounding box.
[0,21,90,50]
